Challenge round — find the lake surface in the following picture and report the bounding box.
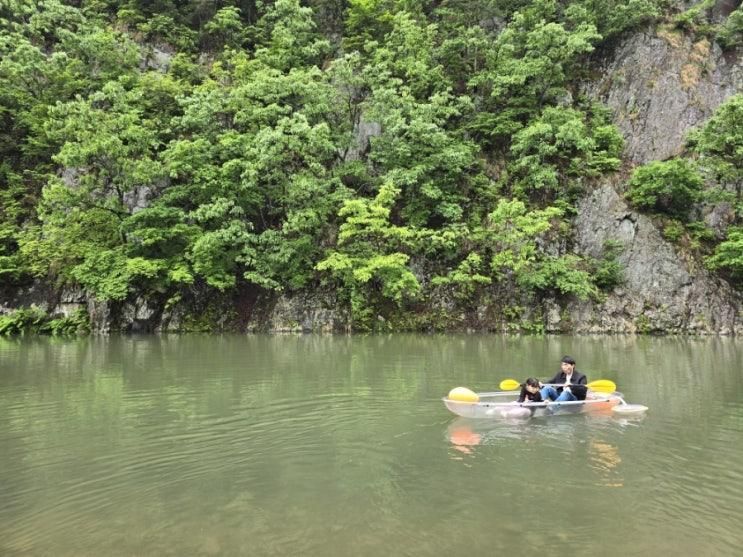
[1,334,742,556]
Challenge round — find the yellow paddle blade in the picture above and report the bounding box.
[499,379,521,391]
[587,379,617,393]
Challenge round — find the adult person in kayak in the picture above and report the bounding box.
[540,356,588,403]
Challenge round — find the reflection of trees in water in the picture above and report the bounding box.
[446,416,630,486]
[588,440,623,487]
[5,334,738,420]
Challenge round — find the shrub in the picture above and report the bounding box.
[626,159,705,219]
[47,309,90,336]
[0,307,48,336]
[593,240,624,290]
[0,307,90,336]
[706,227,743,280]
[716,8,743,49]
[662,220,685,242]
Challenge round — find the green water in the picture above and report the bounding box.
[1,334,742,556]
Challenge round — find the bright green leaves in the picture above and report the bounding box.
[516,254,598,300]
[508,106,623,202]
[71,250,165,301]
[568,0,660,40]
[48,81,164,198]
[190,221,252,291]
[717,7,743,49]
[5,0,728,332]
[150,5,343,295]
[317,181,420,313]
[469,6,600,147]
[204,7,247,50]
[706,227,743,280]
[430,253,492,302]
[123,206,198,260]
[370,11,447,98]
[484,199,597,299]
[486,199,561,278]
[254,0,331,71]
[343,0,396,54]
[627,159,705,219]
[367,87,479,228]
[688,94,743,198]
[686,95,743,283]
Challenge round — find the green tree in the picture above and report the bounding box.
[203,6,248,50]
[626,159,705,219]
[482,199,597,299]
[706,227,743,281]
[688,94,743,204]
[716,7,743,49]
[507,106,622,202]
[468,2,601,149]
[317,181,420,327]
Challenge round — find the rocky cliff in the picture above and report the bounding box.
[254,26,743,335]
[585,28,742,164]
[3,22,741,335]
[557,26,743,334]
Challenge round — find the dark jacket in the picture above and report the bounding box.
[517,386,544,403]
[544,370,588,400]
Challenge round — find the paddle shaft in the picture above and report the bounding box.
[499,378,617,393]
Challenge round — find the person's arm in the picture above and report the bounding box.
[572,384,587,400]
[542,372,561,386]
[517,386,527,403]
[572,372,588,400]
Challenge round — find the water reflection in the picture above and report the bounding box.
[446,415,631,486]
[447,423,481,456]
[587,440,623,486]
[1,334,742,556]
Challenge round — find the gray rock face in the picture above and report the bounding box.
[585,29,742,164]
[343,119,382,162]
[142,45,174,73]
[571,183,741,333]
[564,26,743,334]
[123,184,159,214]
[0,282,55,314]
[87,298,114,334]
[712,0,741,23]
[251,292,351,333]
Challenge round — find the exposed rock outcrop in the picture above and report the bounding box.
[248,292,351,333]
[584,28,742,164]
[543,25,743,334]
[569,182,741,334]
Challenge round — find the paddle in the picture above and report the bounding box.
[499,378,617,393]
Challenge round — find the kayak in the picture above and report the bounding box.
[442,390,626,419]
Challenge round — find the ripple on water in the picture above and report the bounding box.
[2,335,743,557]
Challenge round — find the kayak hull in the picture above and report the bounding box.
[443,391,621,419]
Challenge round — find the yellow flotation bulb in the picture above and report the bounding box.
[447,387,479,403]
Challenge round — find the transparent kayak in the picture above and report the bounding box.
[442,390,639,419]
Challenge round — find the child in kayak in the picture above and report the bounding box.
[517,377,544,403]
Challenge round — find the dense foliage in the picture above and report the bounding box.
[0,0,739,332]
[626,159,705,218]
